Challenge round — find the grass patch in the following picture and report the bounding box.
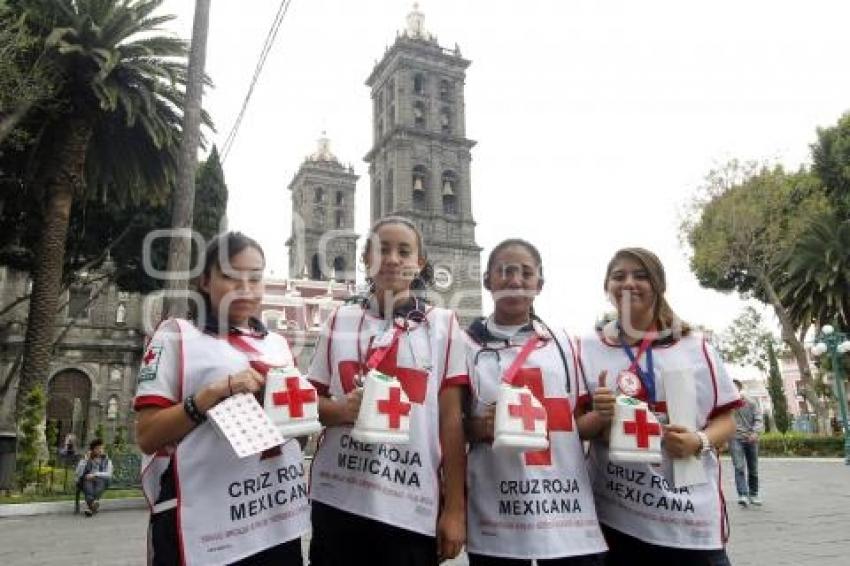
[0,488,142,505]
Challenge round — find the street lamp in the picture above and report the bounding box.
[811,325,850,465]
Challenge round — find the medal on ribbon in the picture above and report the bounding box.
[616,370,643,397]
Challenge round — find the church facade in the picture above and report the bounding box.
[0,6,480,465]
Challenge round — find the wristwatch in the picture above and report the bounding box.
[695,431,712,456]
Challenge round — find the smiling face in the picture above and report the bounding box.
[365,222,425,298]
[487,244,542,324]
[200,246,265,326]
[605,255,657,329]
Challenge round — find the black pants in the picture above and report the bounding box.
[149,508,302,565]
[309,501,438,566]
[601,525,731,566]
[468,552,606,565]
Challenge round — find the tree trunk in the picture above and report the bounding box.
[163,0,210,319]
[757,270,826,429]
[16,118,92,421]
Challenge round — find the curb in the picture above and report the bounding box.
[0,497,146,518]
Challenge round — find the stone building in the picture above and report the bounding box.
[365,4,482,321]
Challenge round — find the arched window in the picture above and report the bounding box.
[412,165,428,211]
[333,256,346,280]
[314,186,324,203]
[115,303,126,324]
[373,179,382,219]
[413,101,426,128]
[311,254,322,280]
[413,73,425,95]
[336,191,344,206]
[442,171,458,215]
[335,210,343,229]
[388,104,395,127]
[440,79,452,100]
[107,396,119,420]
[440,107,452,134]
[388,78,396,101]
[385,169,394,212]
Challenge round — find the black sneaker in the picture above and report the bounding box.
[83,509,93,517]
[737,495,748,507]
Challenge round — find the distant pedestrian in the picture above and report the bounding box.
[75,438,112,517]
[729,379,763,507]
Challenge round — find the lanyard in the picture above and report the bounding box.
[365,327,404,370]
[502,335,541,386]
[619,332,656,403]
[355,305,432,374]
[226,333,273,375]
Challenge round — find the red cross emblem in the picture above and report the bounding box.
[272,377,317,418]
[342,338,428,404]
[377,387,412,429]
[623,408,661,448]
[514,368,574,466]
[143,348,158,365]
[507,393,547,431]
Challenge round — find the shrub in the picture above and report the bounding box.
[758,432,844,457]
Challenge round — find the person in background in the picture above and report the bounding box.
[75,438,113,517]
[729,379,763,507]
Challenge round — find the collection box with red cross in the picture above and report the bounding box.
[492,383,549,452]
[609,395,663,465]
[262,366,322,438]
[351,370,412,445]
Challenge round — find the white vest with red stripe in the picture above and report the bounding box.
[140,320,310,565]
[579,332,739,550]
[466,329,607,559]
[308,305,455,536]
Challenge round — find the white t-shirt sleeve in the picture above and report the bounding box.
[133,319,182,410]
[574,335,594,410]
[441,312,470,390]
[702,339,743,417]
[307,308,336,395]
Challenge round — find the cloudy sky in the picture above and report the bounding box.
[160,0,850,342]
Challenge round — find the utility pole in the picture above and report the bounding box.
[163,0,211,319]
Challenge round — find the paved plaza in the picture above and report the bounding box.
[1,458,848,565]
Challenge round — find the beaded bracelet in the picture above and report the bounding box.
[183,395,206,425]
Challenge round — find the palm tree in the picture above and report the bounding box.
[775,214,850,333]
[12,0,196,417]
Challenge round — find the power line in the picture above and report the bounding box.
[221,0,293,162]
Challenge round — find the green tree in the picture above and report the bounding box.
[775,215,850,331]
[7,0,193,420]
[766,341,791,433]
[16,385,44,488]
[0,0,55,143]
[717,306,775,372]
[683,161,829,423]
[812,111,850,218]
[93,421,105,443]
[192,145,227,241]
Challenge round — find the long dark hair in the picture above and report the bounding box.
[362,216,434,295]
[189,231,265,323]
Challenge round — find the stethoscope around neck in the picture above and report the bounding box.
[354,296,434,378]
[470,315,575,405]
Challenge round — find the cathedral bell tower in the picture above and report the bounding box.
[364,4,482,319]
[286,133,358,283]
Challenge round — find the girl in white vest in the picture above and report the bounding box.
[307,216,467,566]
[578,247,742,565]
[134,232,310,566]
[465,238,607,566]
